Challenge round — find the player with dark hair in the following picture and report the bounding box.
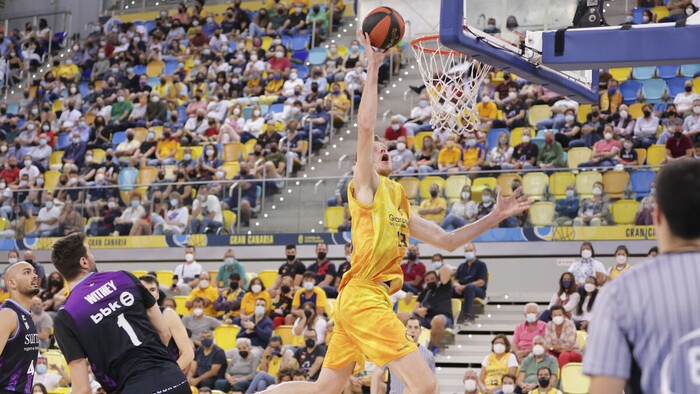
[140,274,195,371]
[0,262,40,394]
[51,233,191,393]
[262,31,532,394]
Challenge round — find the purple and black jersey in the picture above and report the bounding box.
[53,271,186,393]
[159,306,181,361]
[0,299,40,394]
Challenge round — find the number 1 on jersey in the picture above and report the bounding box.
[117,313,142,346]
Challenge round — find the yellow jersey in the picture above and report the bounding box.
[483,353,511,388]
[609,263,631,279]
[339,177,410,294]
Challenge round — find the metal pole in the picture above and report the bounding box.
[142,0,146,11]
[329,98,334,141]
[261,163,266,213]
[389,48,393,83]
[311,19,317,49]
[308,116,313,165]
[47,29,52,58]
[236,184,242,233]
[329,1,334,36]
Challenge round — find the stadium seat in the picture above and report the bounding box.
[647,144,666,169]
[6,103,17,115]
[680,64,700,78]
[118,167,139,192]
[156,271,174,286]
[471,177,497,203]
[419,176,446,199]
[273,325,295,346]
[635,148,647,165]
[560,363,590,394]
[602,170,630,199]
[258,270,278,289]
[52,99,63,113]
[290,34,310,51]
[291,50,309,63]
[640,79,666,103]
[0,217,8,232]
[214,325,240,351]
[651,5,670,19]
[522,172,549,200]
[628,103,644,119]
[56,133,71,150]
[49,151,64,168]
[630,169,656,198]
[527,105,552,126]
[245,272,257,285]
[509,127,524,147]
[397,295,417,313]
[132,270,148,278]
[577,104,591,124]
[174,296,189,316]
[222,210,238,234]
[308,47,328,66]
[666,78,690,98]
[576,330,588,349]
[220,162,240,179]
[138,166,158,186]
[609,67,632,82]
[567,147,592,168]
[44,170,61,192]
[163,60,179,75]
[175,146,203,161]
[529,202,555,226]
[632,66,655,80]
[657,65,679,79]
[413,131,433,152]
[132,64,147,75]
[695,76,700,95]
[44,352,68,374]
[576,171,603,199]
[496,173,522,197]
[399,177,419,203]
[619,80,641,104]
[445,175,470,202]
[112,131,127,145]
[132,127,148,143]
[146,60,165,77]
[613,200,640,225]
[223,142,243,162]
[486,129,509,150]
[324,207,345,232]
[451,299,462,321]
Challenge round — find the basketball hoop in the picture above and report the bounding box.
[411,35,492,135]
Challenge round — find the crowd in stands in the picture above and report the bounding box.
[3,238,653,393]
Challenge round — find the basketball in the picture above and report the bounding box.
[362,6,405,50]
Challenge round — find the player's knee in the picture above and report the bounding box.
[414,374,437,393]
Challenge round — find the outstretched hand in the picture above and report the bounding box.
[356,30,389,68]
[494,185,534,220]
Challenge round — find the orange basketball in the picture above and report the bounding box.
[362,6,405,50]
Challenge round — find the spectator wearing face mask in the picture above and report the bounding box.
[682,98,700,140]
[577,126,620,168]
[214,273,247,324]
[239,278,272,323]
[662,119,694,163]
[343,65,366,107]
[88,197,121,236]
[402,96,432,136]
[512,303,547,363]
[270,277,295,328]
[573,182,609,227]
[188,330,228,389]
[479,335,518,393]
[186,271,221,318]
[454,243,488,324]
[483,17,501,35]
[114,192,150,236]
[477,93,498,129]
[389,136,413,175]
[215,249,247,289]
[217,337,263,393]
[401,244,426,294]
[517,337,560,394]
[290,272,327,321]
[569,104,605,149]
[145,91,168,127]
[673,80,699,115]
[476,188,496,220]
[461,369,481,394]
[183,299,223,348]
[568,242,606,288]
[413,266,454,354]
[544,305,582,368]
[383,116,407,149]
[190,185,224,233]
[223,163,257,227]
[460,132,487,175]
[571,276,598,331]
[552,183,579,226]
[31,355,71,391]
[419,183,447,224]
[293,301,327,345]
[306,243,337,298]
[26,199,61,238]
[537,130,566,170]
[632,103,659,148]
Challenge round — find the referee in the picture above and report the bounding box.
[583,159,700,393]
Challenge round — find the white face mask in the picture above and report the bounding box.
[592,187,602,196]
[565,189,574,199]
[253,110,261,116]
[604,133,613,140]
[185,253,194,262]
[565,114,575,123]
[623,142,633,150]
[522,135,531,144]
[508,92,517,100]
[532,344,545,356]
[254,305,265,316]
[493,343,506,354]
[584,283,596,293]
[198,280,209,289]
[303,281,314,291]
[193,308,204,316]
[643,15,650,22]
[464,379,477,391]
[581,249,593,259]
[391,124,400,131]
[461,191,470,200]
[250,55,258,61]
[233,108,241,115]
[482,96,490,103]
[275,51,283,58]
[620,110,628,119]
[502,384,515,394]
[693,106,700,115]
[251,284,262,293]
[616,254,627,265]
[396,142,406,151]
[552,315,565,325]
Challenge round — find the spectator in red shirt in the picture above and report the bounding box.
[663,120,693,163]
[189,26,209,49]
[494,72,519,107]
[0,156,20,186]
[401,244,426,294]
[267,45,291,76]
[383,116,407,150]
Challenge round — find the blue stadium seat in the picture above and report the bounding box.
[653,102,668,112]
[144,21,156,32]
[6,103,18,115]
[486,129,509,150]
[290,34,310,51]
[243,106,253,120]
[680,64,700,78]
[118,167,139,191]
[632,66,655,80]
[163,60,179,75]
[78,81,89,98]
[147,76,159,88]
[112,131,126,145]
[177,106,187,123]
[260,105,270,115]
[228,41,237,52]
[619,80,641,104]
[82,68,92,80]
[308,47,327,66]
[633,7,649,24]
[657,65,679,79]
[630,170,656,199]
[56,133,72,150]
[640,79,666,103]
[291,50,309,64]
[132,65,147,75]
[666,78,690,98]
[269,103,284,113]
[292,64,310,79]
[281,35,293,48]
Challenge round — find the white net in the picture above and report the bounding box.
[411,35,492,135]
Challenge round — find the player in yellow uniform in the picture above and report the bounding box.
[262,32,533,394]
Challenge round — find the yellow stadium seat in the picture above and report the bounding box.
[560,363,590,394]
[156,270,174,286]
[164,165,176,180]
[326,299,336,320]
[49,387,71,393]
[451,299,462,320]
[603,170,629,199]
[132,270,147,278]
[577,104,591,124]
[138,166,158,187]
[567,147,592,169]
[324,207,345,232]
[133,127,148,143]
[243,139,258,156]
[694,76,700,95]
[146,60,165,77]
[49,151,64,167]
[419,176,446,199]
[175,146,203,161]
[406,135,414,150]
[222,210,237,233]
[496,173,522,197]
[609,67,632,82]
[292,334,305,347]
[220,162,240,179]
[576,172,603,199]
[647,144,666,169]
[258,270,278,289]
[398,177,420,203]
[44,170,61,192]
[44,351,68,373]
[613,200,640,225]
[651,5,669,20]
[509,127,525,147]
[628,103,644,119]
[214,325,240,351]
[530,202,555,226]
[397,295,417,313]
[549,172,576,200]
[471,177,497,203]
[527,105,552,126]
[92,149,106,164]
[522,172,548,200]
[273,325,295,347]
[0,217,7,231]
[224,142,243,162]
[52,99,63,113]
[413,131,433,152]
[445,175,470,202]
[576,330,588,349]
[417,327,431,347]
[635,148,647,165]
[174,296,189,316]
[245,272,257,286]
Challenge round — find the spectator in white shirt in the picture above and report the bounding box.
[244,53,266,76]
[343,65,366,102]
[184,108,211,140]
[673,80,700,114]
[26,200,61,238]
[151,191,189,235]
[400,95,433,136]
[113,192,150,236]
[58,99,82,132]
[282,71,304,98]
[19,154,40,182]
[32,355,71,392]
[189,185,224,234]
[633,103,659,148]
[207,90,234,121]
[208,27,228,50]
[174,245,204,289]
[682,99,700,140]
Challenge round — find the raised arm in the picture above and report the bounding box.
[409,186,533,251]
[352,31,387,205]
[146,303,172,345]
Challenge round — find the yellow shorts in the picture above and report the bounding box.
[322,279,417,373]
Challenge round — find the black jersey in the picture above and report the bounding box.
[53,271,183,393]
[0,299,40,394]
[159,306,180,361]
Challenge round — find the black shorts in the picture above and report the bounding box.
[120,363,191,394]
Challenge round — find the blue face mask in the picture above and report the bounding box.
[131,200,139,207]
[184,153,192,161]
[170,199,178,207]
[8,258,17,264]
[201,338,213,347]
[432,261,443,270]
[526,313,537,323]
[464,252,475,261]
[225,257,235,266]
[562,280,571,289]
[36,364,47,374]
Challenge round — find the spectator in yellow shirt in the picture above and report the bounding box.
[438,134,461,173]
[147,125,180,166]
[57,61,80,82]
[328,82,350,124]
[244,72,264,96]
[477,95,499,129]
[265,71,285,96]
[185,271,222,317]
[419,183,447,224]
[459,131,487,176]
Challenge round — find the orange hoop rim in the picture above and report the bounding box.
[411,35,466,56]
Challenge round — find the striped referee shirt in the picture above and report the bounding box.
[582,251,700,393]
[381,344,436,394]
